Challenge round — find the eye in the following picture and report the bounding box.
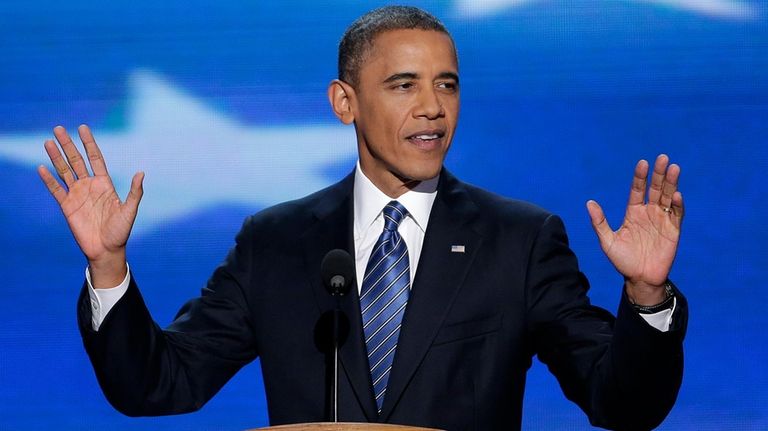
[393,82,414,90]
[437,81,458,91]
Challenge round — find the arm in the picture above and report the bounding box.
[531,155,687,429]
[77,218,258,416]
[41,125,257,415]
[527,215,686,431]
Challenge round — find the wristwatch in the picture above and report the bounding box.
[631,281,675,314]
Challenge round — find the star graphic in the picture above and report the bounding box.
[0,69,357,232]
[453,0,759,20]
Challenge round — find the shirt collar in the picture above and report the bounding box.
[353,161,439,238]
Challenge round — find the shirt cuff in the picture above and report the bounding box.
[637,296,676,332]
[86,263,131,331]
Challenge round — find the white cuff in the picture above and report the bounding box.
[637,296,676,332]
[86,263,131,331]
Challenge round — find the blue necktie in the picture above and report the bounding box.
[360,201,410,413]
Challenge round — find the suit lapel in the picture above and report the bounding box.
[300,172,379,421]
[379,170,484,421]
[299,169,484,422]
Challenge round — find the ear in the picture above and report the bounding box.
[327,79,356,125]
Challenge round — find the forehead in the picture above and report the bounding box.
[361,29,458,79]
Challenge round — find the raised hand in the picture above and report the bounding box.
[38,125,144,288]
[586,155,684,305]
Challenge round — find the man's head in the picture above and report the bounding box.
[328,6,460,198]
[338,6,455,88]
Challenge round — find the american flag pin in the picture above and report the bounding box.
[451,245,465,253]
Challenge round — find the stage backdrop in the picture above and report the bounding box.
[1,1,766,430]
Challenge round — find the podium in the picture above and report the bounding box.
[251,423,442,430]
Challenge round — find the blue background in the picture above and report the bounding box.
[1,1,766,429]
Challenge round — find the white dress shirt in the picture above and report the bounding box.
[88,163,673,331]
[353,161,438,293]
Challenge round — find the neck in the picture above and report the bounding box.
[360,168,420,198]
[357,162,439,199]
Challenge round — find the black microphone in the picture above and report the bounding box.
[320,249,355,422]
[321,249,355,296]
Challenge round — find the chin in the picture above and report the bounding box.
[402,164,442,182]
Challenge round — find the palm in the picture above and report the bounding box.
[38,125,144,263]
[588,155,684,288]
[60,175,135,260]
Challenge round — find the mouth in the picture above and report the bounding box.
[405,129,446,149]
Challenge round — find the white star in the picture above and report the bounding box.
[0,69,357,232]
[453,0,537,19]
[453,0,759,20]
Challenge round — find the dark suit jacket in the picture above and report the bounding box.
[78,169,687,431]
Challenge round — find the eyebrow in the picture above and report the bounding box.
[382,71,460,85]
[383,72,418,84]
[437,72,460,84]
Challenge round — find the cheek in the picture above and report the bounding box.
[442,97,460,118]
[375,107,408,140]
[356,95,413,149]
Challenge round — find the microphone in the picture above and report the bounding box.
[321,249,355,296]
[320,249,355,422]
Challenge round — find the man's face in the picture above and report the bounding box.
[349,29,459,197]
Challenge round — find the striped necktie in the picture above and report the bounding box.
[360,200,410,413]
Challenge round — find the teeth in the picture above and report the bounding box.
[413,134,439,140]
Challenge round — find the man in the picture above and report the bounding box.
[38,6,686,431]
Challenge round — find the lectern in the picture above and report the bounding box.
[251,423,442,430]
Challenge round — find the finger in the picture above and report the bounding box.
[37,165,67,205]
[647,154,669,206]
[53,125,90,180]
[44,139,75,187]
[670,191,684,228]
[627,159,648,207]
[124,171,145,213]
[78,124,109,176]
[660,163,680,210]
[586,200,614,248]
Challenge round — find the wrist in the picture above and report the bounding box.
[625,279,669,306]
[632,283,675,314]
[88,251,127,289]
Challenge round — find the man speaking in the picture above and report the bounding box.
[38,6,686,431]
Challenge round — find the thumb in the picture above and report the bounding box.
[125,171,145,211]
[586,200,613,247]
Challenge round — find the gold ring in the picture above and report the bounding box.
[662,207,672,213]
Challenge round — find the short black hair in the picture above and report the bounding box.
[338,6,454,87]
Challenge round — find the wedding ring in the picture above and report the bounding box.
[662,207,672,213]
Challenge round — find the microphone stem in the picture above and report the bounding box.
[332,299,341,422]
[334,342,339,422]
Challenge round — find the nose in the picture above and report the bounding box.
[413,87,444,120]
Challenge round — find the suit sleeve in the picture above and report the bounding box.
[77,216,259,416]
[526,214,687,431]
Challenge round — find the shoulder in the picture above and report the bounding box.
[237,173,353,244]
[446,172,557,231]
[437,171,573,256]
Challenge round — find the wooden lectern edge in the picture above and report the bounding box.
[248,422,443,430]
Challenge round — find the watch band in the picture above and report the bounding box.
[632,281,675,314]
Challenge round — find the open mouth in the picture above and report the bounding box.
[406,130,446,147]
